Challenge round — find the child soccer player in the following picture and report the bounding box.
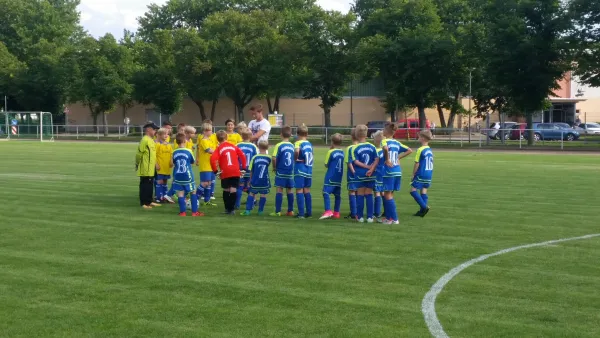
[155,128,175,203]
[372,131,385,221]
[225,119,243,145]
[351,125,379,223]
[410,130,434,217]
[294,124,314,218]
[210,130,247,215]
[205,119,218,201]
[345,129,359,220]
[197,123,217,207]
[381,122,412,224]
[241,140,271,216]
[236,128,258,209]
[166,125,194,198]
[171,132,202,217]
[270,125,295,217]
[319,133,344,219]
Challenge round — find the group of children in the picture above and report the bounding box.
[150,120,434,222]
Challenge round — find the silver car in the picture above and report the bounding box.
[576,123,600,135]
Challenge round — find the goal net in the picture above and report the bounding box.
[1,111,54,141]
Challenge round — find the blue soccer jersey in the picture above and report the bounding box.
[272,141,295,177]
[324,148,344,187]
[172,148,196,193]
[381,138,410,177]
[376,148,385,184]
[237,142,258,178]
[249,154,272,189]
[294,140,314,178]
[351,142,378,181]
[414,145,434,182]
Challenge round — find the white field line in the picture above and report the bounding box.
[421,233,600,338]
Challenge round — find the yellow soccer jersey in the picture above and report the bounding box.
[197,137,215,172]
[175,139,194,150]
[154,135,171,143]
[227,132,242,145]
[155,141,173,175]
[210,133,218,145]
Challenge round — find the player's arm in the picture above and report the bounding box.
[135,138,148,166]
[195,141,200,166]
[381,140,392,167]
[294,142,300,162]
[251,130,265,142]
[210,148,219,173]
[324,150,332,168]
[271,145,278,172]
[397,143,413,161]
[412,150,421,178]
[367,155,379,176]
[236,146,247,171]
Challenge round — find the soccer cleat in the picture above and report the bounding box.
[150,202,162,207]
[163,195,175,204]
[286,211,295,217]
[332,212,340,219]
[358,218,365,223]
[420,207,430,218]
[269,212,281,217]
[296,215,305,219]
[319,211,334,220]
[240,210,251,216]
[154,198,162,204]
[382,219,393,225]
[413,210,423,217]
[257,211,264,216]
[202,202,217,207]
[178,212,186,217]
[210,196,216,200]
[367,218,374,223]
[377,218,384,223]
[192,212,204,217]
[142,205,153,209]
[391,220,400,225]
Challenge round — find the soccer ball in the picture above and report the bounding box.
[185,199,199,210]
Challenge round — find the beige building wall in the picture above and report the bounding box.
[576,98,600,123]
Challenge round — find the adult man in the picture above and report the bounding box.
[136,122,160,209]
[248,105,271,144]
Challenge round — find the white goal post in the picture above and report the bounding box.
[1,111,54,141]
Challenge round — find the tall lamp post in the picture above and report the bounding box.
[467,70,473,143]
[350,80,354,127]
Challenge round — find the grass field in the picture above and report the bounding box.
[0,141,599,337]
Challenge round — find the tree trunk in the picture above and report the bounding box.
[273,93,280,113]
[236,104,245,124]
[435,102,447,128]
[122,105,127,119]
[193,99,207,121]
[210,99,217,122]
[103,112,109,137]
[418,101,427,129]
[323,105,332,127]
[266,97,273,114]
[526,111,534,146]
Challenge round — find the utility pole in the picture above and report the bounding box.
[468,70,472,143]
[350,80,354,127]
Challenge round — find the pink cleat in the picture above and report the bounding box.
[319,210,334,220]
[332,211,340,219]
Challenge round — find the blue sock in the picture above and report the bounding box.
[389,199,398,221]
[421,193,429,207]
[305,193,312,216]
[366,194,374,219]
[236,186,243,208]
[357,194,365,219]
[384,199,392,219]
[287,193,294,212]
[155,181,161,200]
[349,194,357,217]
[323,193,331,211]
[275,192,283,213]
[178,196,186,213]
[167,184,175,197]
[410,191,427,210]
[204,185,211,203]
[259,197,267,212]
[246,195,255,211]
[374,195,382,217]
[196,186,203,200]
[211,180,215,196]
[296,193,305,216]
[190,193,199,213]
[334,194,341,213]
[162,184,168,199]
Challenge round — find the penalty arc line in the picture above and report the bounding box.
[421,233,600,338]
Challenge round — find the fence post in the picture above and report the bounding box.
[561,131,564,150]
[324,127,328,145]
[36,125,39,139]
[479,131,482,148]
[460,128,463,148]
[97,126,99,140]
[118,125,121,140]
[76,126,79,140]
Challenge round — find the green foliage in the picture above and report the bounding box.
[569,0,600,86]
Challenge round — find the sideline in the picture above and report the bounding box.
[421,233,600,338]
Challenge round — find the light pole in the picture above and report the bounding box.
[468,70,472,143]
[350,80,354,127]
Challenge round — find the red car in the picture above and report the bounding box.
[393,119,431,140]
[509,124,526,140]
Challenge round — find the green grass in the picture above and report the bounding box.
[0,142,599,337]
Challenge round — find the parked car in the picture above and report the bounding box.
[509,123,526,140]
[393,119,431,140]
[488,122,517,140]
[524,123,580,141]
[367,121,387,138]
[576,123,600,135]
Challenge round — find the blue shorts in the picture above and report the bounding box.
[347,181,359,191]
[275,175,294,189]
[250,188,270,195]
[375,182,384,193]
[383,176,402,192]
[156,174,171,181]
[200,171,214,182]
[240,176,249,186]
[323,185,341,195]
[294,176,312,189]
[411,180,431,190]
[172,182,196,194]
[357,180,375,189]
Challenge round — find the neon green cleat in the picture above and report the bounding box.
[269,212,281,217]
[240,210,251,216]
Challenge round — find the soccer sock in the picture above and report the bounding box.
[349,194,357,217]
[246,195,255,211]
[178,196,186,213]
[259,197,267,212]
[421,193,429,207]
[296,193,305,216]
[162,184,168,199]
[223,191,230,210]
[334,194,341,213]
[211,180,215,196]
[305,193,312,216]
[196,186,203,200]
[410,191,427,210]
[389,198,398,221]
[190,193,199,213]
[356,194,365,219]
[228,191,237,211]
[374,195,382,217]
[384,198,392,219]
[287,193,294,212]
[155,181,161,200]
[366,194,374,219]
[323,193,331,211]
[203,185,211,203]
[275,192,283,213]
[167,184,175,197]
[236,186,243,208]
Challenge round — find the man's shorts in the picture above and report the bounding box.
[275,175,294,189]
[156,174,171,181]
[383,176,402,192]
[323,185,341,195]
[249,188,270,195]
[411,180,431,190]
[200,171,214,182]
[294,175,312,189]
[221,177,240,189]
[172,182,196,194]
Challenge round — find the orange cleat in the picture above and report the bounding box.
[332,212,341,219]
[286,211,295,217]
[192,212,204,217]
[178,212,186,217]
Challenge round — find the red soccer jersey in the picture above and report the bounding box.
[210,141,248,179]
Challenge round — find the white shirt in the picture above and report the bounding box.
[248,118,271,144]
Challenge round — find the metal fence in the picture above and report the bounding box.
[3,124,599,149]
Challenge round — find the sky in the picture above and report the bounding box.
[78,0,352,39]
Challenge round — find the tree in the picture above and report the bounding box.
[569,0,600,86]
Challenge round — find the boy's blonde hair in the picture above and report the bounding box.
[419,129,433,141]
[258,140,269,150]
[372,130,384,143]
[383,122,397,137]
[237,121,247,129]
[350,128,357,141]
[331,133,343,146]
[241,128,252,141]
[175,132,186,145]
[202,123,212,132]
[157,128,168,136]
[183,126,196,134]
[216,130,227,142]
[297,123,308,137]
[355,124,368,139]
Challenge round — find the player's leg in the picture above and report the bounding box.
[222,178,231,214]
[190,183,202,216]
[346,187,357,220]
[258,192,267,214]
[155,178,163,203]
[356,187,366,221]
[374,191,382,219]
[242,192,256,215]
[365,186,374,221]
[320,186,332,219]
[333,187,342,219]
[304,179,312,217]
[274,182,284,215]
[236,178,245,209]
[410,183,427,216]
[140,176,152,209]
[176,187,187,215]
[294,175,306,218]
[286,186,294,216]
[421,187,429,207]
[228,183,238,214]
[210,178,216,200]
